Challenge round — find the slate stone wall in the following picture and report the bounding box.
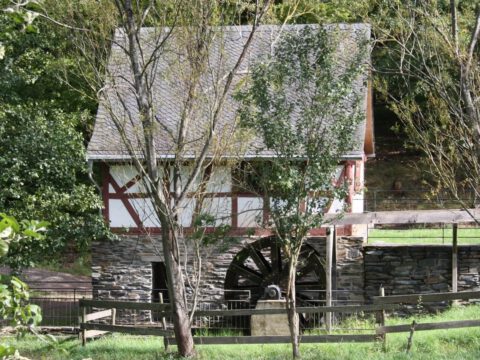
[92,236,158,322]
[91,235,366,311]
[364,245,480,300]
[336,237,365,303]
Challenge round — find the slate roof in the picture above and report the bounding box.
[87,24,371,161]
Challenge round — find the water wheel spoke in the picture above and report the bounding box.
[225,237,326,315]
[248,246,271,275]
[296,261,318,279]
[296,291,317,302]
[231,263,263,284]
[295,282,323,291]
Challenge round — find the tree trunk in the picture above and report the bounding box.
[286,256,300,359]
[162,225,195,357]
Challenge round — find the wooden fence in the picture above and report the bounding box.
[79,290,480,348]
[79,299,173,345]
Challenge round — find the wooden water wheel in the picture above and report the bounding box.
[224,237,326,307]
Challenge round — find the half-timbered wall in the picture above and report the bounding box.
[102,161,364,235]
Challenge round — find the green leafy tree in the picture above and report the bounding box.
[371,1,480,217]
[236,26,368,358]
[0,213,44,359]
[0,213,48,270]
[0,0,110,268]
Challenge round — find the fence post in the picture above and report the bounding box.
[378,285,386,351]
[159,293,167,330]
[325,226,334,333]
[111,308,116,326]
[79,298,86,346]
[452,223,458,296]
[406,320,416,353]
[161,292,169,352]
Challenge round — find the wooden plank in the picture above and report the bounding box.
[452,224,458,293]
[373,290,480,304]
[85,309,113,322]
[324,209,480,225]
[79,299,171,312]
[192,304,399,317]
[80,323,173,336]
[85,330,108,339]
[165,334,377,345]
[80,300,397,318]
[377,319,480,335]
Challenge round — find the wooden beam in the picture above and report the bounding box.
[85,330,108,339]
[84,309,113,322]
[377,319,480,335]
[80,323,173,336]
[79,299,171,312]
[164,334,377,345]
[452,223,458,293]
[373,290,480,304]
[324,209,480,225]
[192,304,399,317]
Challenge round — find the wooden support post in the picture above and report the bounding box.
[161,292,169,351]
[160,293,167,330]
[326,226,334,333]
[406,320,416,353]
[111,308,116,326]
[332,226,337,293]
[80,302,86,346]
[378,286,386,351]
[452,223,458,294]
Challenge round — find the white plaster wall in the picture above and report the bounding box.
[109,165,141,192]
[352,162,364,213]
[130,198,161,227]
[238,197,263,227]
[202,197,232,226]
[108,165,232,228]
[109,199,136,227]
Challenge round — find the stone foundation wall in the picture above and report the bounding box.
[364,245,480,300]
[91,235,366,310]
[336,237,364,303]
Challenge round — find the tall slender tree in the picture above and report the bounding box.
[236,25,369,358]
[42,0,273,355]
[372,1,480,216]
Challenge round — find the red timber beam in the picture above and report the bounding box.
[104,163,356,236]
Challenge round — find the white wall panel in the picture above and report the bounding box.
[109,165,146,193]
[109,199,137,227]
[238,197,263,227]
[130,198,161,227]
[178,198,195,227]
[327,198,345,214]
[203,197,231,226]
[207,166,231,193]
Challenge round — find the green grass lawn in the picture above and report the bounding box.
[5,305,480,359]
[368,227,480,245]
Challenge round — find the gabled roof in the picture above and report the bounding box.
[87,24,373,161]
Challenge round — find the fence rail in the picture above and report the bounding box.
[373,290,480,304]
[78,290,480,348]
[164,334,378,346]
[377,319,480,335]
